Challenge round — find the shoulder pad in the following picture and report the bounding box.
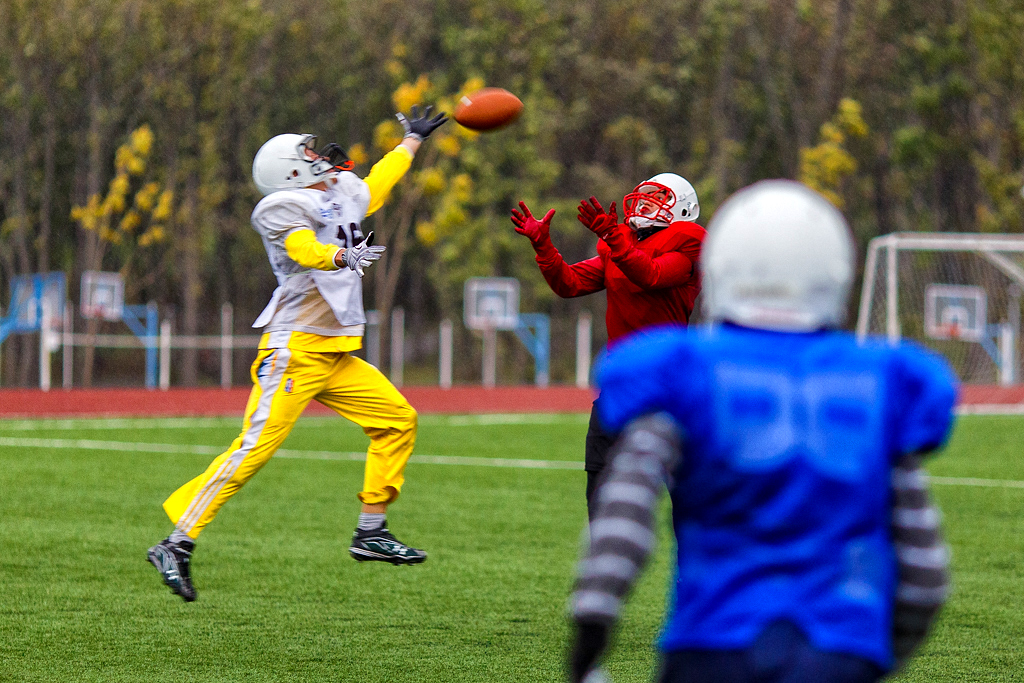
[332,171,370,199]
[668,221,707,243]
[253,189,321,218]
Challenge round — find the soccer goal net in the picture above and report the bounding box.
[856,233,1024,385]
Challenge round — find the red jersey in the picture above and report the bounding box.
[532,221,706,344]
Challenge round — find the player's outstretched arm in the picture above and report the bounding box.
[510,201,555,246]
[568,413,680,683]
[576,196,619,238]
[396,104,449,152]
[512,201,605,298]
[364,104,449,216]
[890,453,951,669]
[577,195,698,290]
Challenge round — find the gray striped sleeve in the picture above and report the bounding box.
[891,453,950,666]
[571,413,680,624]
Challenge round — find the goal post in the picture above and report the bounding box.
[856,233,1024,385]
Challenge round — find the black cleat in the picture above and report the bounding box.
[349,525,427,565]
[147,538,197,602]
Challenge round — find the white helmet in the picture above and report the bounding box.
[702,180,854,332]
[252,134,338,196]
[623,173,699,230]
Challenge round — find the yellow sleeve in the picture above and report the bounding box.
[363,145,414,216]
[284,229,341,270]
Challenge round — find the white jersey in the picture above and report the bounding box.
[250,171,372,344]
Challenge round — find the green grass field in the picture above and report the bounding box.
[0,413,1021,682]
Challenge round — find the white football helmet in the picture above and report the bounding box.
[623,173,699,230]
[702,180,854,332]
[252,134,338,196]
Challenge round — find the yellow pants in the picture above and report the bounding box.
[163,348,417,539]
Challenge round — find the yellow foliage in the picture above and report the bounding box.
[131,125,154,156]
[451,173,473,202]
[115,146,134,172]
[153,189,174,221]
[138,225,166,247]
[71,125,168,248]
[416,220,438,246]
[100,226,121,244]
[135,182,160,212]
[435,134,461,158]
[836,98,868,139]
[391,42,407,58]
[109,125,154,176]
[435,96,455,115]
[71,194,102,231]
[385,60,404,78]
[798,99,868,208]
[820,122,844,146]
[435,202,468,231]
[127,155,146,176]
[799,144,857,207]
[110,174,130,199]
[348,143,368,165]
[103,176,129,215]
[69,206,86,227]
[454,123,480,141]
[119,211,141,233]
[458,77,486,99]
[392,74,432,113]
[417,167,446,196]
[374,119,404,153]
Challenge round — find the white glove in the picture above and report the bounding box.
[343,231,386,277]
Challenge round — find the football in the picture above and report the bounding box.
[453,88,523,131]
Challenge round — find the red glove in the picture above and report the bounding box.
[577,197,619,238]
[511,201,555,246]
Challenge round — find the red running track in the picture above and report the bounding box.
[0,386,597,418]
[957,385,1024,407]
[0,384,1020,419]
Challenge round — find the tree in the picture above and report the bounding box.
[69,125,173,385]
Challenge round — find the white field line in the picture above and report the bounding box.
[929,475,1024,489]
[0,413,590,432]
[955,404,1024,415]
[0,435,1021,484]
[0,436,222,455]
[0,436,583,471]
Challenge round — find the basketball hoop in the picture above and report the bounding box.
[463,278,520,331]
[923,284,986,342]
[80,271,125,322]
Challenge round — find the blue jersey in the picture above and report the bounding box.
[596,324,958,669]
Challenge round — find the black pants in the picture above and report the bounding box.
[659,621,884,683]
[584,401,619,520]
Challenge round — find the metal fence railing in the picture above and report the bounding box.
[8,306,596,393]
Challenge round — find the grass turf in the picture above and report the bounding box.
[0,414,1020,681]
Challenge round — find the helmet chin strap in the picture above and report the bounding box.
[628,215,665,231]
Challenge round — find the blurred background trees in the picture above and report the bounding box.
[1,0,1022,385]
